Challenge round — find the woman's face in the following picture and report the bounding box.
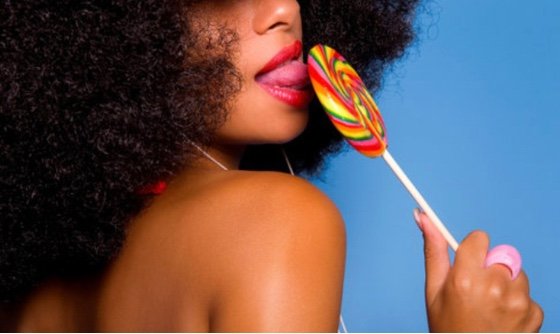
[191,0,312,146]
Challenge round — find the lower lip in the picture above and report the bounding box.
[257,84,314,109]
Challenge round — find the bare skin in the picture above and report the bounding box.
[13,161,346,332]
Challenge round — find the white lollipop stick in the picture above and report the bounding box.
[382,150,459,251]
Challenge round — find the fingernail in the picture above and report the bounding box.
[413,208,423,231]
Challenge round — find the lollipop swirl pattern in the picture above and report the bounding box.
[308,44,388,157]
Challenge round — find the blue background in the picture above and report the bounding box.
[312,0,560,331]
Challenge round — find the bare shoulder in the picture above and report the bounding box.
[191,171,347,279]
[195,171,347,332]
[98,171,346,331]
[172,170,346,244]
[214,171,344,230]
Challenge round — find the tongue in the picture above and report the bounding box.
[256,61,310,88]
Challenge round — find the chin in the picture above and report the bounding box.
[222,116,308,145]
[216,98,310,145]
[259,113,309,144]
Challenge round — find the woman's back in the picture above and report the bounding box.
[10,170,346,331]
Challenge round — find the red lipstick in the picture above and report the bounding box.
[255,41,314,109]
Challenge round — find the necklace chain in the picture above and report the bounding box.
[190,142,229,171]
[190,142,294,176]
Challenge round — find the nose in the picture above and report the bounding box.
[252,0,300,34]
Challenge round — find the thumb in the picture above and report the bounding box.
[414,208,451,306]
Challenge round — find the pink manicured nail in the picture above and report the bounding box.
[413,208,423,231]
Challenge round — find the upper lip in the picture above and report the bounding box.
[257,40,303,75]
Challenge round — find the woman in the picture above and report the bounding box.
[1,0,543,331]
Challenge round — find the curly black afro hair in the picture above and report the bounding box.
[1,0,420,303]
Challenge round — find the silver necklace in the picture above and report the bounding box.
[191,142,295,176]
[190,142,229,171]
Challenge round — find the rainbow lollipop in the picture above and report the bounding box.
[308,44,524,279]
[308,44,459,251]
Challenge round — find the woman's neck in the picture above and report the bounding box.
[191,142,246,171]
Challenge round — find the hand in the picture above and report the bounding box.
[415,209,544,332]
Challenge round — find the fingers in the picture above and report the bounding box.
[527,301,545,332]
[416,212,545,332]
[507,271,543,332]
[454,230,490,273]
[454,233,544,331]
[414,209,450,306]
